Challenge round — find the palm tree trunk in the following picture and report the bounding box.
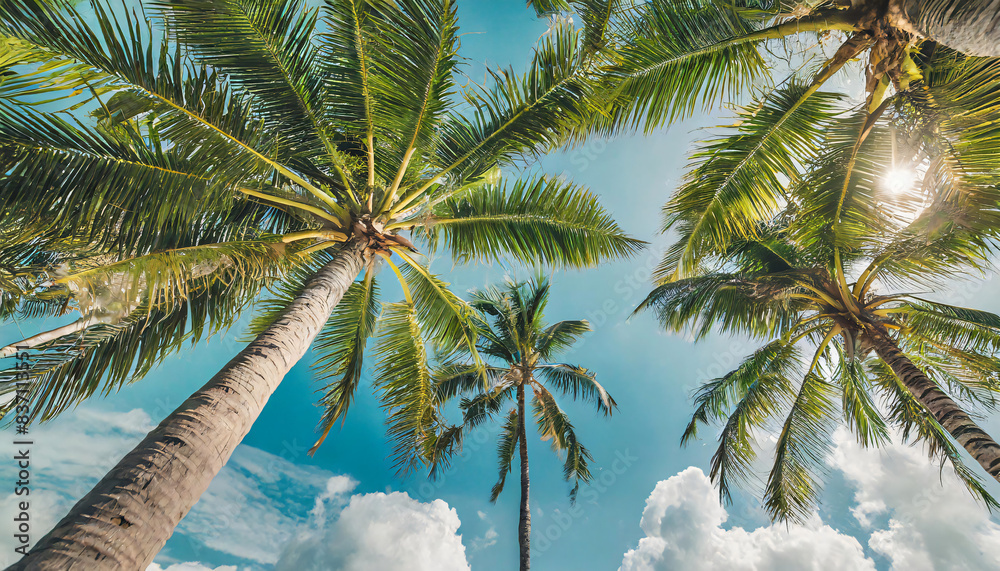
[8,240,367,571]
[869,324,1000,483]
[888,0,1000,56]
[517,383,531,571]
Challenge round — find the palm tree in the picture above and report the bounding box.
[429,278,616,571]
[0,1,642,567]
[637,85,1000,522]
[582,0,1000,137]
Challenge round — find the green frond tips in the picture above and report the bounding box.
[490,408,520,502]
[373,301,446,476]
[432,23,592,187]
[532,386,594,503]
[682,340,799,446]
[309,275,380,454]
[658,84,842,280]
[592,0,769,136]
[763,372,839,523]
[833,348,889,448]
[421,176,644,268]
[690,341,799,505]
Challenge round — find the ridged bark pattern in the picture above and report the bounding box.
[869,325,1000,483]
[8,240,366,571]
[517,384,531,571]
[890,0,1000,56]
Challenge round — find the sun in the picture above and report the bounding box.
[884,167,917,194]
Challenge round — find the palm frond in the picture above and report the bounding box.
[433,362,506,401]
[637,272,802,340]
[833,345,890,447]
[659,85,842,278]
[157,0,360,193]
[0,0,331,199]
[428,23,592,191]
[396,253,480,358]
[897,301,1000,354]
[309,273,380,454]
[489,408,520,502]
[591,0,770,135]
[535,363,615,415]
[693,341,799,504]
[790,114,896,252]
[373,301,442,475]
[763,372,839,523]
[421,176,644,268]
[532,385,594,501]
[58,240,285,315]
[536,319,591,360]
[369,0,458,203]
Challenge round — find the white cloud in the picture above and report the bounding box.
[619,467,875,571]
[173,444,335,564]
[0,408,471,571]
[275,491,470,571]
[470,510,499,552]
[0,407,154,567]
[830,427,1000,570]
[309,475,359,527]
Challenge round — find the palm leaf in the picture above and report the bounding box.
[763,372,839,522]
[535,363,615,415]
[536,319,591,359]
[421,176,644,268]
[373,301,443,475]
[659,85,842,278]
[309,273,380,453]
[489,408,520,502]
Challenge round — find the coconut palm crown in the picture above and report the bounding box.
[0,0,640,444]
[0,0,641,567]
[430,277,615,571]
[637,87,1000,522]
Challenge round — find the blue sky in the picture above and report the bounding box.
[4,2,1000,570]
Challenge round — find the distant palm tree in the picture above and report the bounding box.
[638,93,1000,522]
[0,1,641,567]
[430,278,616,571]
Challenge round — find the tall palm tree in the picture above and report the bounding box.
[0,1,642,568]
[429,278,616,571]
[637,84,1000,522]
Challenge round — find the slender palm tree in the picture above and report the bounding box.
[429,278,616,571]
[0,1,642,568]
[637,84,1000,522]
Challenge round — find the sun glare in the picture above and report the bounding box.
[884,167,917,194]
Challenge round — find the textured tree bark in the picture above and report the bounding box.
[869,324,1000,483]
[7,240,367,571]
[888,0,1000,56]
[517,384,531,571]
